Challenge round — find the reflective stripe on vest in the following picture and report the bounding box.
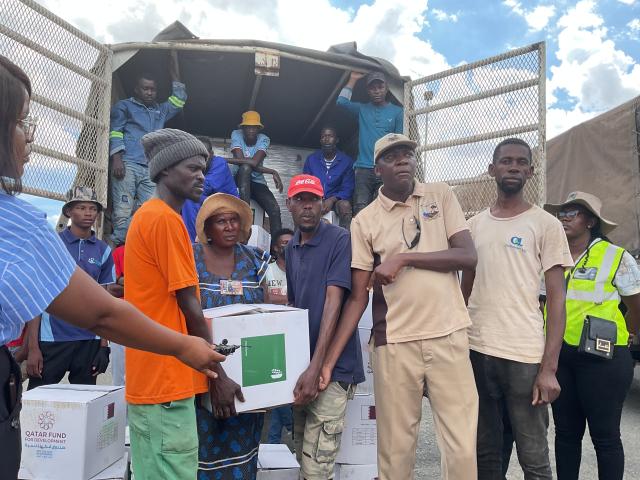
[564,240,627,346]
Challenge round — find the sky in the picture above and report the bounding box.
[21,0,640,220]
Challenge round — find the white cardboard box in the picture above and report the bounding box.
[248,224,271,253]
[203,304,310,412]
[20,452,129,480]
[20,385,126,480]
[336,395,377,465]
[257,444,300,480]
[357,328,374,396]
[322,211,338,225]
[335,463,379,480]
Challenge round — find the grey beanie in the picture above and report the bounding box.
[142,128,209,181]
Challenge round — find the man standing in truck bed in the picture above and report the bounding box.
[108,50,186,245]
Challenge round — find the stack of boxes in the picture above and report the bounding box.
[334,296,379,479]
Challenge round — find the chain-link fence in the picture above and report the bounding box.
[404,42,546,217]
[0,0,111,213]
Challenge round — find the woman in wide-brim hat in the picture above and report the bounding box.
[542,191,640,480]
[193,193,270,480]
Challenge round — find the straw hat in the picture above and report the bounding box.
[195,193,253,245]
[544,191,617,235]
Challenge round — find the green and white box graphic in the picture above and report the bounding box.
[241,334,287,387]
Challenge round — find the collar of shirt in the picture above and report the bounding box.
[291,221,328,249]
[376,182,426,212]
[60,227,96,244]
[129,97,159,110]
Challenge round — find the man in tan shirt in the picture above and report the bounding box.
[320,133,479,480]
[461,138,573,480]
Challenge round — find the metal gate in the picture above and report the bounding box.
[404,42,546,217]
[0,0,111,219]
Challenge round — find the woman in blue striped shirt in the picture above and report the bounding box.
[0,55,225,478]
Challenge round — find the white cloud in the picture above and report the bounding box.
[629,18,640,32]
[617,0,636,5]
[431,8,459,22]
[39,0,449,79]
[503,1,556,31]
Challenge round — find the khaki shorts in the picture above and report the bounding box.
[293,381,356,480]
[128,397,198,480]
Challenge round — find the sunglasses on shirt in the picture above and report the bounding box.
[402,216,421,249]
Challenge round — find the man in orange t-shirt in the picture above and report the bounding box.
[124,128,211,480]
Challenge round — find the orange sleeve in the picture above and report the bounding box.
[151,213,199,293]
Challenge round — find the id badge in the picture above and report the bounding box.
[220,280,243,295]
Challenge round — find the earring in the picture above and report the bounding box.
[207,238,213,244]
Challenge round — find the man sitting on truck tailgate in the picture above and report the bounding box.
[303,126,355,229]
[337,71,403,215]
[108,50,186,246]
[227,111,284,233]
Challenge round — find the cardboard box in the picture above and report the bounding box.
[257,444,300,479]
[20,385,125,480]
[250,199,265,228]
[357,328,374,396]
[336,395,377,465]
[20,452,129,480]
[322,211,338,225]
[335,463,379,480]
[203,304,310,412]
[248,224,271,253]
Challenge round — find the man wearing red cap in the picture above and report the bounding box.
[285,175,365,480]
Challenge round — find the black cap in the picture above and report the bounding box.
[365,71,386,85]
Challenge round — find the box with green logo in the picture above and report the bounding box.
[202,304,310,413]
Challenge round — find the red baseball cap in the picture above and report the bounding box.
[287,174,324,198]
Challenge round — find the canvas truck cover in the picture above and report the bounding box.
[547,96,640,254]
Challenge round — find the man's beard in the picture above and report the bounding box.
[498,178,524,195]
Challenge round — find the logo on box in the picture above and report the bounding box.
[241,334,287,387]
[38,411,56,430]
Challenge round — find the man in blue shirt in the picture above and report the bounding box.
[227,111,283,233]
[26,187,117,389]
[337,71,403,215]
[109,51,186,245]
[303,126,355,229]
[182,136,239,241]
[285,174,364,479]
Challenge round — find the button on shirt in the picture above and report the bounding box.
[337,88,403,169]
[286,222,365,384]
[0,194,76,346]
[109,81,187,165]
[40,229,116,342]
[350,182,471,346]
[303,150,355,200]
[230,129,270,185]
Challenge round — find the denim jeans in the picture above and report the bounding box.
[267,405,293,443]
[552,343,634,480]
[353,167,383,215]
[111,162,155,245]
[470,350,552,480]
[234,164,282,233]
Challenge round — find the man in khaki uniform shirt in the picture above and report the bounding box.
[320,133,479,480]
[461,138,573,480]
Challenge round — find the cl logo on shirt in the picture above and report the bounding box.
[508,236,525,251]
[87,257,99,265]
[422,202,440,220]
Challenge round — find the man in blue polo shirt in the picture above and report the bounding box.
[285,174,364,479]
[303,126,355,229]
[26,187,116,389]
[182,136,239,241]
[337,71,403,215]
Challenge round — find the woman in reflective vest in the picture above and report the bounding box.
[543,191,640,480]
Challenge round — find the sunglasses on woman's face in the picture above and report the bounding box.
[557,209,582,221]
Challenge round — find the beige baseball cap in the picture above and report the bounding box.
[544,191,617,234]
[374,133,417,163]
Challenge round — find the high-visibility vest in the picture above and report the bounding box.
[564,240,627,346]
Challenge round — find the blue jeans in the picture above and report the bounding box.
[111,162,155,244]
[267,405,293,443]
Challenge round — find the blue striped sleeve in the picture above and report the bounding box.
[98,244,116,285]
